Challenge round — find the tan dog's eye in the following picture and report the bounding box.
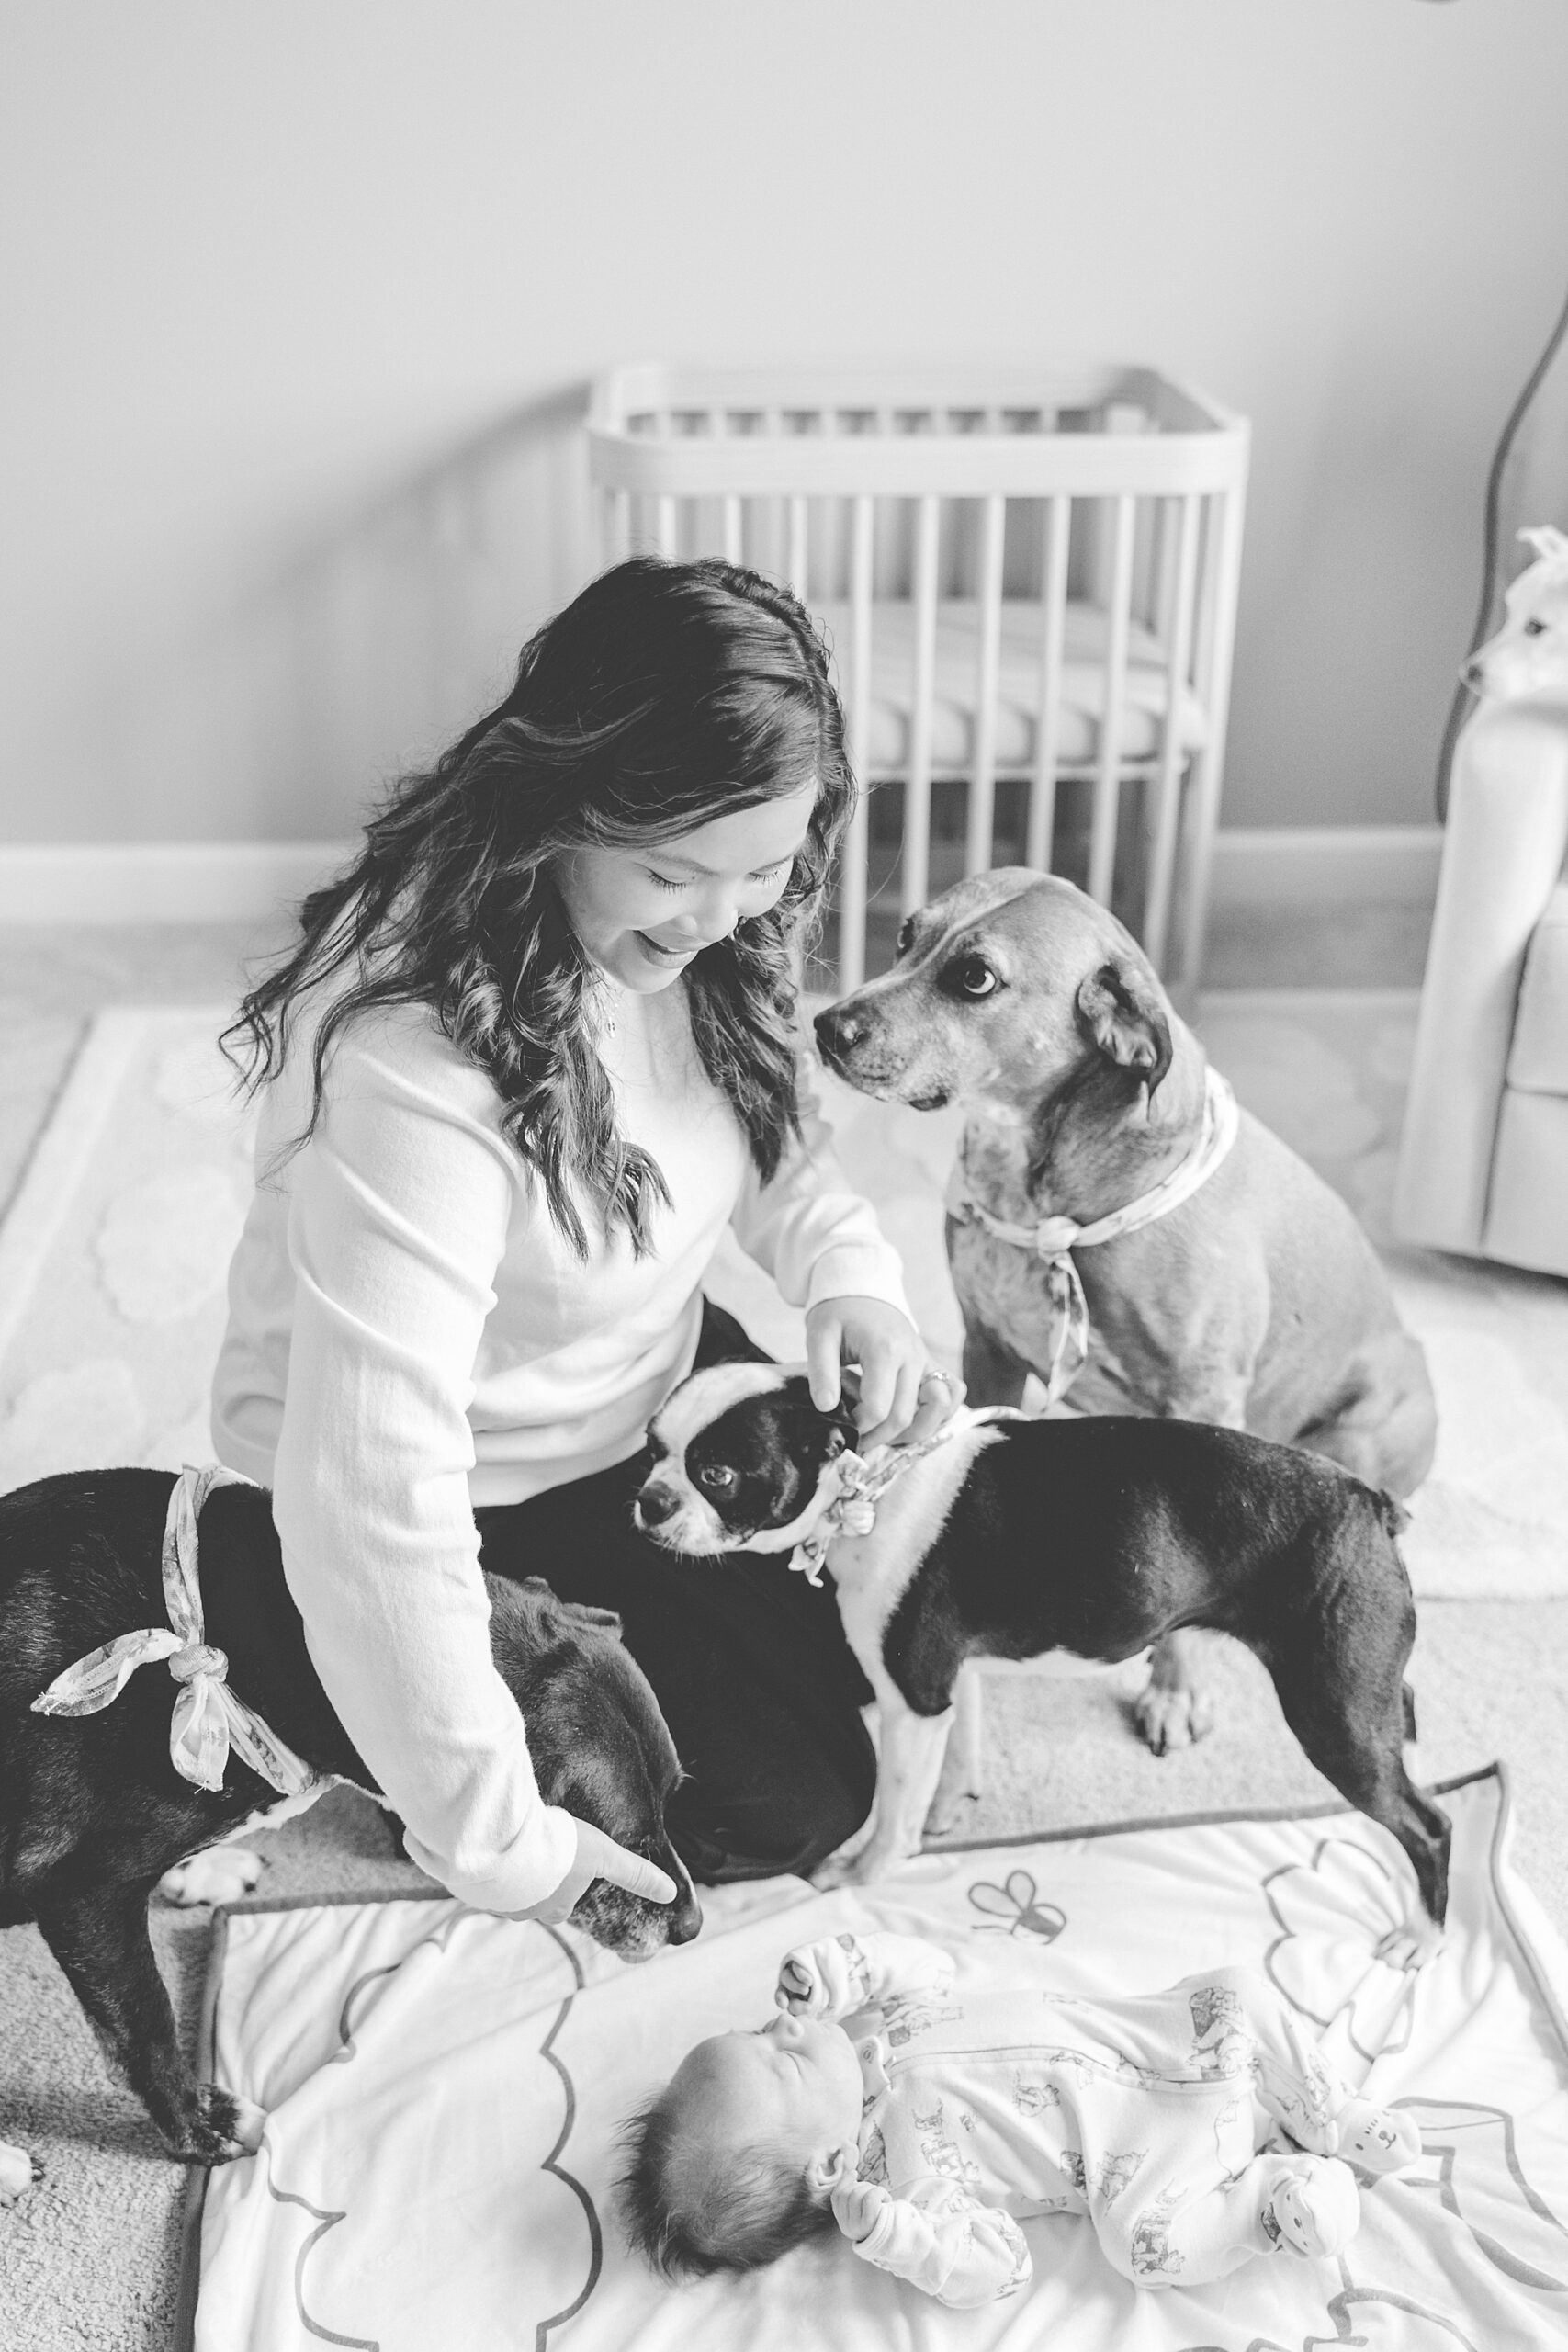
[947,956,999,1000]
[896,917,914,956]
[697,1463,739,1493]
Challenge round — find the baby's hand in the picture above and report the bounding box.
[831,2178,889,2244]
[776,1951,826,2015]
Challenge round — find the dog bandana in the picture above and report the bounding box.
[30,1463,321,1799]
[944,1064,1240,1407]
[787,1408,1028,1586]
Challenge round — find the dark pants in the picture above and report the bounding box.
[474,1303,874,1886]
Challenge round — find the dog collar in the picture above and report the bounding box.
[945,1066,1240,1407]
[31,1464,323,1800]
[787,1408,1027,1585]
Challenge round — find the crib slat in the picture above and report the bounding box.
[655,494,678,558]
[599,488,624,571]
[1143,494,1200,971]
[1026,494,1070,870]
[787,496,808,599]
[1178,481,1248,993]
[902,494,941,913]
[838,493,876,991]
[965,494,1007,876]
[1088,494,1135,908]
[722,494,743,565]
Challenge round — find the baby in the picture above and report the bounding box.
[617,1934,1421,2307]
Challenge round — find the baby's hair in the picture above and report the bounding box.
[616,2082,835,2279]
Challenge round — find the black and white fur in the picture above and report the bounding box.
[636,1365,1450,1951]
[0,1467,701,2175]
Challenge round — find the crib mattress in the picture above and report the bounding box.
[183,1765,1568,2351]
[811,596,1212,777]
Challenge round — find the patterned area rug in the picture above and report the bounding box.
[0,998,1565,1596]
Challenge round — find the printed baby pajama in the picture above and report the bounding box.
[783,1934,1419,2306]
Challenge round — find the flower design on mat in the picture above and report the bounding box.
[966,1870,1066,1942]
[1261,1835,1419,2062]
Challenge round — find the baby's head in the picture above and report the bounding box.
[618,2009,863,2279]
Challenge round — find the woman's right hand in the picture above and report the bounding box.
[505,1818,678,1927]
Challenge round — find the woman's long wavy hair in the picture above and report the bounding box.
[222,558,855,1257]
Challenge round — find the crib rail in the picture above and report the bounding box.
[587,364,1248,996]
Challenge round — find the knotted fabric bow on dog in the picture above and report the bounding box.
[788,1408,1028,1586]
[31,1463,320,1799]
[945,1064,1240,1407]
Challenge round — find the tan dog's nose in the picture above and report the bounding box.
[814,1004,863,1058]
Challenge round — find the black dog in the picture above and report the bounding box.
[0,1468,699,2167]
[635,1365,1450,1951]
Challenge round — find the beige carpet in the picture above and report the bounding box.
[1,987,1566,2350]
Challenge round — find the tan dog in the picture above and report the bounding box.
[814,869,1437,1753]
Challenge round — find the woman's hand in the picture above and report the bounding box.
[805,1295,964,1450]
[506,1819,677,1926]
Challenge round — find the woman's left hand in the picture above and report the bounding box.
[804,1295,964,1450]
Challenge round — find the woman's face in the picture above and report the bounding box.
[556,783,819,993]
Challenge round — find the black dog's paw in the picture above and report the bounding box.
[0,2142,42,2202]
[172,2084,267,2166]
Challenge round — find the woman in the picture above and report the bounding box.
[212,557,958,1927]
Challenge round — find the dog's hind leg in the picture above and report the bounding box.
[35,1883,266,2163]
[1259,1638,1450,1955]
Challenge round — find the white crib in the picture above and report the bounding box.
[587,362,1249,994]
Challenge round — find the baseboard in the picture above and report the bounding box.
[0,826,1444,925]
[1209,825,1444,910]
[0,840,359,923]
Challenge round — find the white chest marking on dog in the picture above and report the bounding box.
[947,1066,1239,1403]
[31,1464,327,1801]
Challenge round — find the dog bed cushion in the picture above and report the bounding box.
[182,1767,1568,2351]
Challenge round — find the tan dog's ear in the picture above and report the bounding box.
[1076,959,1173,1091]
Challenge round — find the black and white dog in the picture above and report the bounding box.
[633,1364,1450,1951]
[0,1468,699,2176]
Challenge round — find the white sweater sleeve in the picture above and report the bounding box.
[729,1049,911,1318]
[268,1017,577,1914]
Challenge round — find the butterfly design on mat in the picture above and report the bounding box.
[967,1870,1066,1942]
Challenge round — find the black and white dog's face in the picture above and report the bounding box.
[636,1364,857,1556]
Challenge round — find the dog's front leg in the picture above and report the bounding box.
[35,1883,266,2164]
[1133,1372,1255,1755]
[818,1697,953,1886]
[1135,1627,1220,1754]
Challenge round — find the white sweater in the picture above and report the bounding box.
[211,980,909,1913]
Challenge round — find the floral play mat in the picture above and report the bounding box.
[182,1767,1568,2351]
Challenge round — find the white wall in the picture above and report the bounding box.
[3,0,1567,846]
